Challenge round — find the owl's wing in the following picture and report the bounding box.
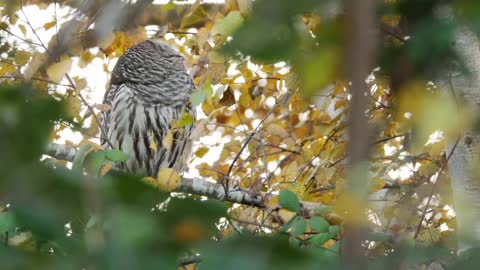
[101,83,194,176]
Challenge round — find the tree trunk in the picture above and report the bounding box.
[444,26,480,252]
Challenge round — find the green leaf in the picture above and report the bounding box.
[309,216,329,233]
[84,151,106,174]
[105,149,129,162]
[0,211,16,232]
[308,232,332,245]
[298,48,338,98]
[211,11,244,36]
[328,225,340,237]
[72,144,93,171]
[176,112,194,127]
[279,190,300,212]
[191,91,207,107]
[290,217,307,237]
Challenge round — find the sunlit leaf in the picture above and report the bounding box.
[150,129,158,151]
[46,58,73,83]
[43,21,56,30]
[175,112,194,127]
[18,24,26,35]
[157,168,182,191]
[162,130,174,152]
[195,147,209,158]
[14,50,31,66]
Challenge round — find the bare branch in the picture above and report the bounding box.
[46,142,77,162]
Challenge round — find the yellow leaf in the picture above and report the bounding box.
[0,62,16,76]
[162,130,173,152]
[281,161,298,180]
[43,21,56,30]
[266,195,279,209]
[278,209,296,224]
[100,163,113,176]
[370,177,386,192]
[74,78,87,90]
[18,24,27,36]
[315,191,334,204]
[79,51,94,68]
[64,95,81,118]
[265,123,287,138]
[150,129,158,151]
[14,50,31,66]
[302,142,314,160]
[181,5,208,29]
[334,99,347,110]
[195,147,209,158]
[316,167,336,185]
[419,163,439,177]
[331,141,346,160]
[157,168,181,191]
[323,239,337,249]
[197,163,220,179]
[282,181,305,199]
[427,141,445,157]
[46,58,73,83]
[104,32,132,57]
[24,52,46,80]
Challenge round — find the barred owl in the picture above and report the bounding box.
[101,40,195,176]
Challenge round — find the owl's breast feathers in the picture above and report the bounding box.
[101,40,195,176]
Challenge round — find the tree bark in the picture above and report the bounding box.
[45,143,326,216]
[443,26,480,252]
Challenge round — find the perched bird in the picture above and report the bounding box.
[101,40,195,176]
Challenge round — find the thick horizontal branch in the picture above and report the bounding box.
[46,142,78,162]
[45,143,326,215]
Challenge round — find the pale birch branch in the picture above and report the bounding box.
[45,143,326,215]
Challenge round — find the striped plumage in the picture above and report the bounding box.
[101,40,195,176]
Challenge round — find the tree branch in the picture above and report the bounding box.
[45,143,326,215]
[46,142,77,162]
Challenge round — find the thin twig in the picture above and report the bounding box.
[0,28,42,47]
[414,137,459,239]
[19,6,114,149]
[380,24,406,43]
[0,75,72,87]
[223,97,279,192]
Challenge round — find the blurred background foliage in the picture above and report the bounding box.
[1,0,480,269]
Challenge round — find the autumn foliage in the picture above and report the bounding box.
[2,0,480,269]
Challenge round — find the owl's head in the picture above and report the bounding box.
[137,40,185,70]
[110,39,188,85]
[148,40,182,58]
